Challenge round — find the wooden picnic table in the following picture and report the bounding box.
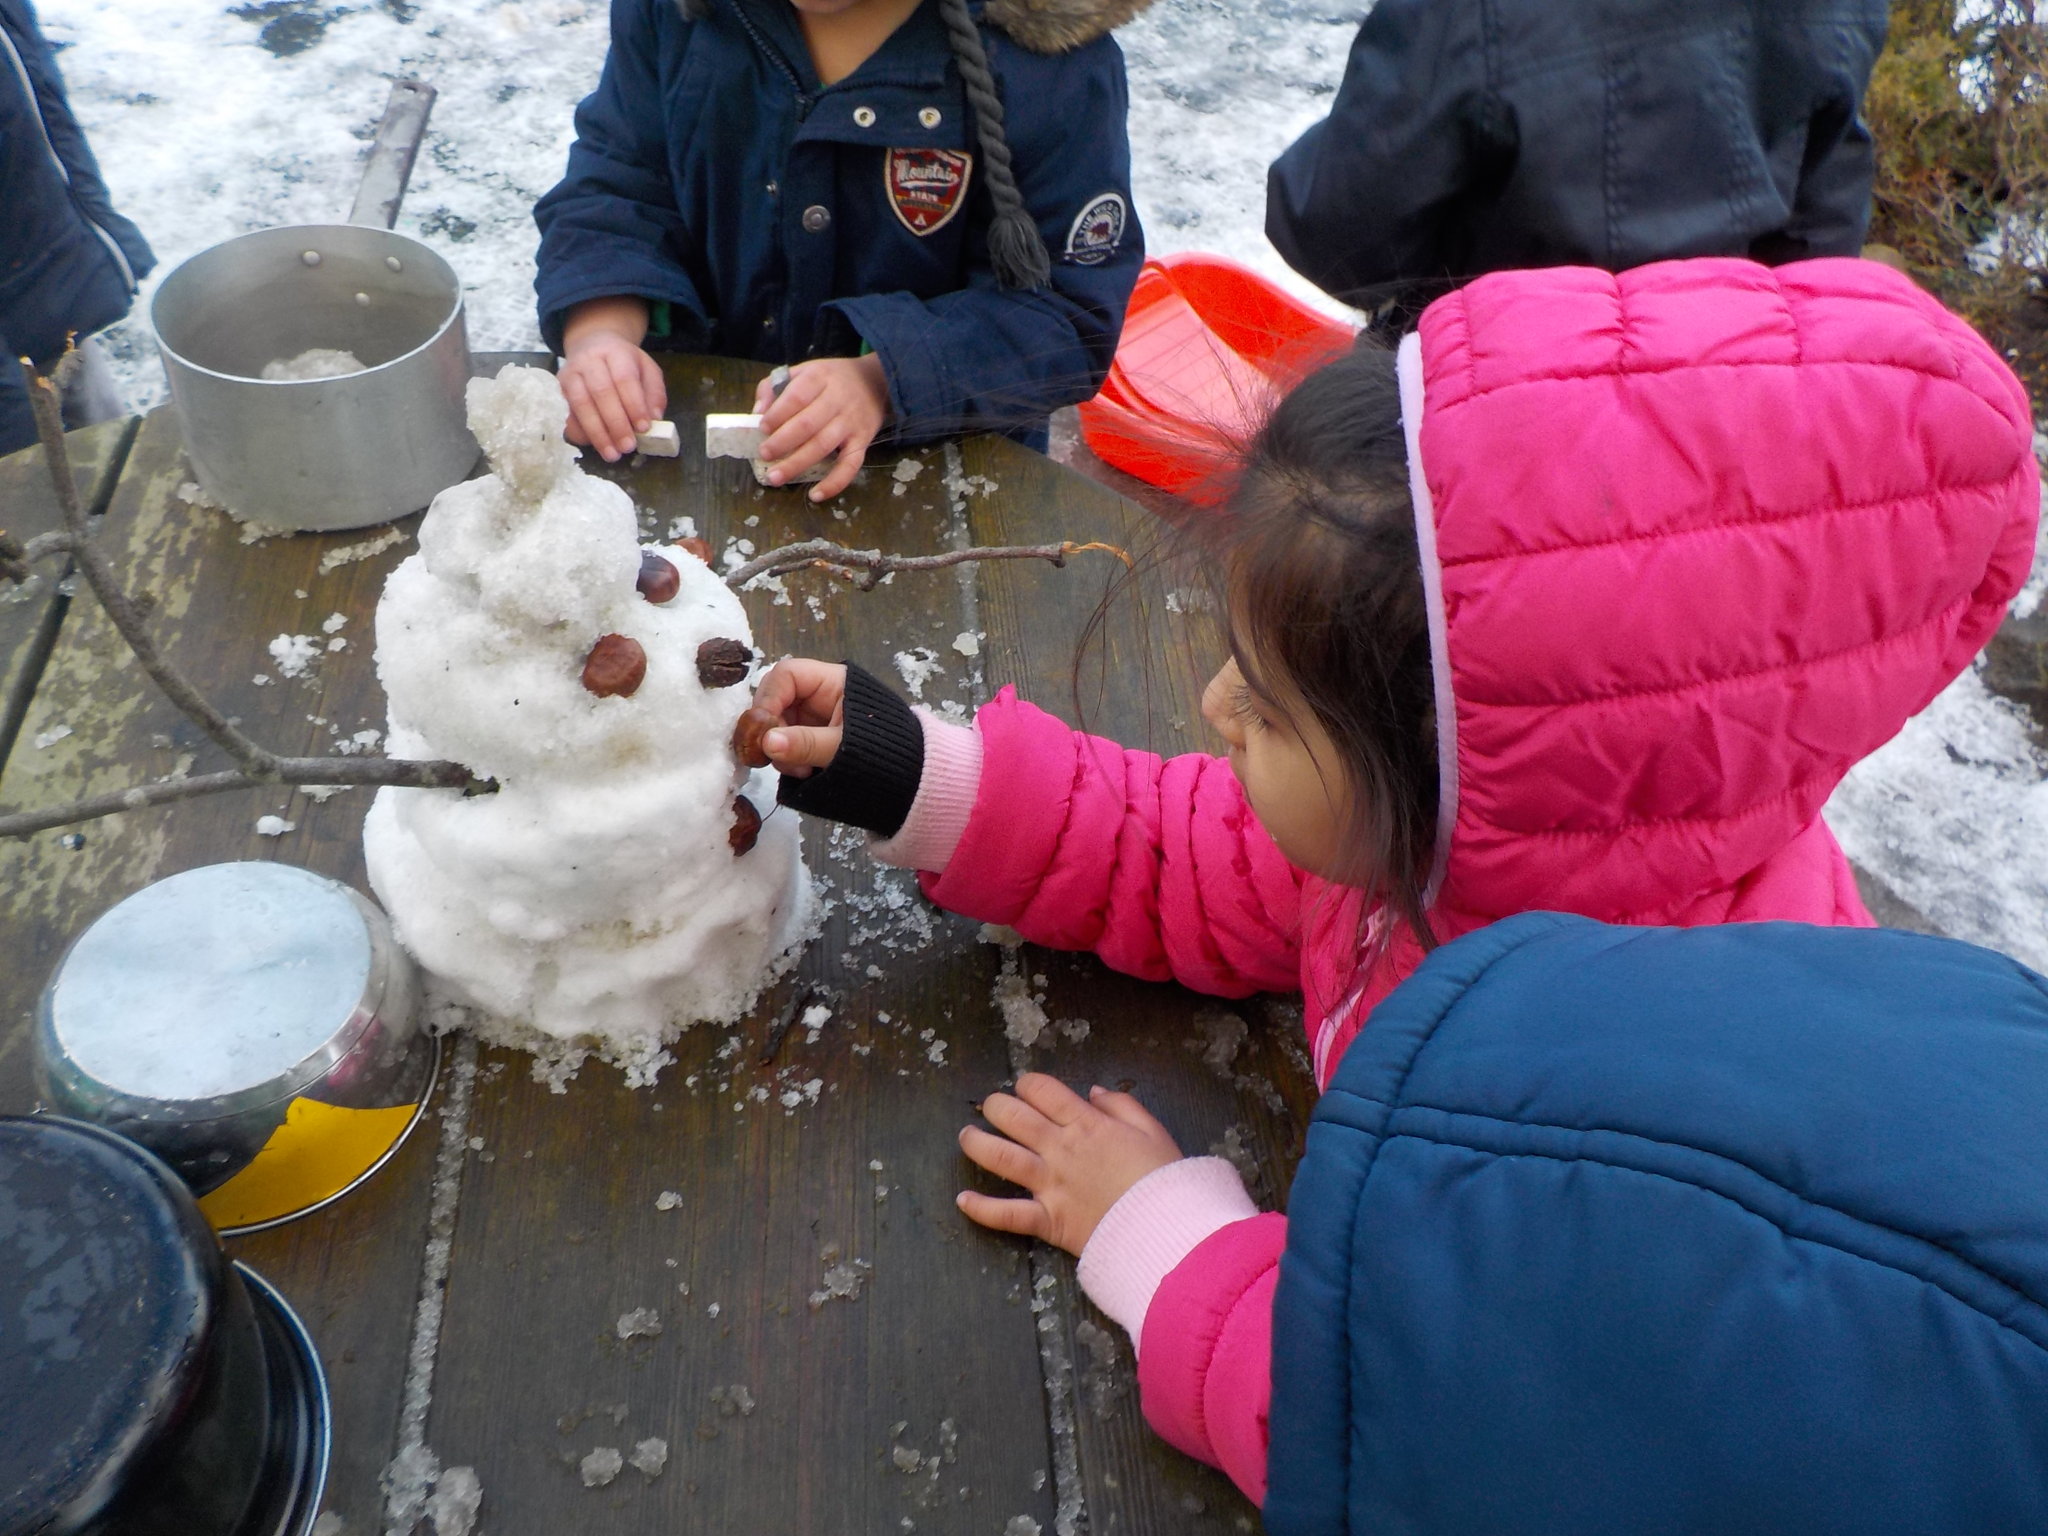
[0,353,1314,1536]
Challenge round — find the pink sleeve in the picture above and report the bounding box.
[913,689,1306,998]
[1137,1213,1287,1506]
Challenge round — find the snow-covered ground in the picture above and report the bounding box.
[35,0,2048,969]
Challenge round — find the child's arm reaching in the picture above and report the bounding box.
[753,660,1308,997]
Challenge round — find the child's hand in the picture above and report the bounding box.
[957,1074,1185,1257]
[559,297,666,463]
[749,658,847,778]
[755,355,889,503]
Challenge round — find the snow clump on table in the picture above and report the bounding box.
[364,365,811,1087]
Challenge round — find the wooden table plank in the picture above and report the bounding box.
[960,433,1317,1534]
[413,357,1060,1534]
[0,416,133,769]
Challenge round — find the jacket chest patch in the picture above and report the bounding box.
[885,148,973,236]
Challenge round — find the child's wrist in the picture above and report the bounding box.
[775,662,923,834]
[562,296,650,352]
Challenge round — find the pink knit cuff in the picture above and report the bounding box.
[1075,1157,1259,1354]
[869,709,984,873]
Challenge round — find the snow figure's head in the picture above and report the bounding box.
[364,365,811,1087]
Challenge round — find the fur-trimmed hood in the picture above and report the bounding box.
[675,0,1153,53]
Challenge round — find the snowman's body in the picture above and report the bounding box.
[364,367,809,1085]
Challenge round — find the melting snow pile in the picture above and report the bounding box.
[364,366,811,1086]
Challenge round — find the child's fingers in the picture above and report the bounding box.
[758,368,824,436]
[762,722,842,772]
[958,1124,1045,1190]
[637,350,668,425]
[1013,1072,1092,1127]
[1086,1085,1177,1142]
[560,366,628,460]
[750,658,845,726]
[808,438,867,502]
[604,351,653,437]
[954,1189,1049,1240]
[977,1087,1062,1149]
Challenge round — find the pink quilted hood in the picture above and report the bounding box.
[1402,258,2038,936]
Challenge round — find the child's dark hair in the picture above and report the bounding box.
[1207,340,1439,961]
[934,0,1050,291]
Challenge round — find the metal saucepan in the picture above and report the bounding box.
[150,80,477,531]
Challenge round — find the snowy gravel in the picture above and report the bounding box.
[36,0,2048,965]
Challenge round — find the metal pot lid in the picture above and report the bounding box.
[43,863,385,1113]
[0,1116,224,1534]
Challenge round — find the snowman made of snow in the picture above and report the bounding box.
[365,366,810,1086]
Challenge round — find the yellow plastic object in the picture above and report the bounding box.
[199,1096,419,1231]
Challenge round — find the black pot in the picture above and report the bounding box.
[0,1116,329,1536]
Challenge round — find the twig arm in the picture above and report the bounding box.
[0,755,479,840]
[20,359,280,776]
[723,538,1129,591]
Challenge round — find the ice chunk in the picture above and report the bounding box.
[628,1437,669,1477]
[424,1465,482,1536]
[579,1447,623,1487]
[261,347,364,381]
[255,815,297,837]
[268,633,320,678]
[615,1306,663,1339]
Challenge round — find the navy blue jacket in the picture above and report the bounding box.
[534,0,1142,443]
[1268,0,1887,316]
[0,0,153,454]
[1268,912,2048,1535]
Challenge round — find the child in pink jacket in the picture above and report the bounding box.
[747,258,2040,1503]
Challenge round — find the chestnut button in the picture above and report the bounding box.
[802,204,831,233]
[853,105,876,127]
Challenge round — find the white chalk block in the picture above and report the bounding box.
[635,419,680,457]
[703,412,829,486]
[704,413,765,459]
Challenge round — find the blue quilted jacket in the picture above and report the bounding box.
[0,0,153,454]
[1267,912,2048,1534]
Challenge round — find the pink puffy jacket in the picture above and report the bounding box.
[874,260,2041,1503]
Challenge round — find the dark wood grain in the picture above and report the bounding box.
[961,431,1316,1535]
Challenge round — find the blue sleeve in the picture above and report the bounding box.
[820,32,1143,442]
[1265,0,1490,305]
[532,0,711,354]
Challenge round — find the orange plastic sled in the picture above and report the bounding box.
[1080,253,1357,504]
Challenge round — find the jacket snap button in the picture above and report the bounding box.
[853,106,876,127]
[802,205,832,233]
[919,107,941,128]
[765,179,778,195]
[762,315,777,333]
